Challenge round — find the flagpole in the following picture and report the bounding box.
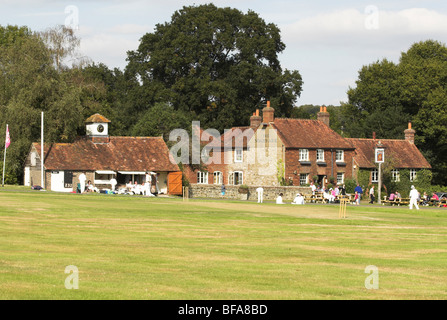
[2,124,8,187]
[41,112,45,189]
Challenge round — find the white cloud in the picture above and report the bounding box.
[107,24,154,35]
[79,33,140,69]
[281,7,447,47]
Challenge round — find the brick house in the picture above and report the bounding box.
[187,104,356,188]
[24,114,182,194]
[347,122,431,184]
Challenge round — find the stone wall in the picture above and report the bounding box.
[188,184,312,201]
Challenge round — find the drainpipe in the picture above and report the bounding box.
[331,149,334,180]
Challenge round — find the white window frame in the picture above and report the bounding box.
[316,149,325,162]
[371,169,378,183]
[337,172,344,185]
[299,149,309,161]
[197,171,209,184]
[234,148,243,163]
[335,150,344,162]
[391,169,400,182]
[410,169,417,182]
[299,173,308,185]
[229,171,243,185]
[213,171,223,185]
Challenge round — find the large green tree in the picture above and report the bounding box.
[0,25,106,184]
[341,40,447,185]
[125,4,303,131]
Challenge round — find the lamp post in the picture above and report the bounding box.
[375,141,385,205]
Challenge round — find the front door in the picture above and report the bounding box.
[51,171,64,191]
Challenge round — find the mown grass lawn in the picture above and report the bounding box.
[0,187,446,300]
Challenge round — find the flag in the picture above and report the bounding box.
[5,126,10,149]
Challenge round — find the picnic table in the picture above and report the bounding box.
[382,196,410,206]
[383,196,447,207]
[305,194,327,203]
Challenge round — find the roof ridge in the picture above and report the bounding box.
[274,118,318,121]
[347,137,409,142]
[110,136,163,139]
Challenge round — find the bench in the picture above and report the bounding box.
[382,196,409,206]
[305,196,327,204]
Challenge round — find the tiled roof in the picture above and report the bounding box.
[347,138,431,169]
[206,126,255,149]
[85,114,111,123]
[272,118,354,149]
[33,136,179,172]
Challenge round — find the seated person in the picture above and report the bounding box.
[276,193,285,204]
[86,180,99,193]
[431,192,439,205]
[86,180,93,192]
[323,189,335,203]
[291,193,305,205]
[388,192,395,201]
[421,192,429,206]
[395,191,402,199]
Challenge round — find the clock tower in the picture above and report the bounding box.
[85,114,111,143]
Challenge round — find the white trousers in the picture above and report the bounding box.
[257,192,263,203]
[409,198,419,210]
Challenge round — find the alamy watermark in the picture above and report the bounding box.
[65,265,79,289]
[65,5,79,30]
[169,121,278,176]
[365,5,379,30]
[364,265,379,290]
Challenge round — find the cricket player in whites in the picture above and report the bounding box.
[409,185,420,210]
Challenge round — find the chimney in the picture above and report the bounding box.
[250,109,262,128]
[317,105,330,127]
[373,132,376,140]
[404,121,415,144]
[262,101,275,124]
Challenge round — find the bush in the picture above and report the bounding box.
[344,178,357,194]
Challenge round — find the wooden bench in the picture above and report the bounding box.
[382,196,409,206]
[305,196,327,204]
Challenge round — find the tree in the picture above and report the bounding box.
[39,25,85,71]
[0,25,104,184]
[341,40,447,185]
[125,4,303,131]
[131,103,193,142]
[343,59,409,139]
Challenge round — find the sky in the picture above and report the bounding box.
[1,0,447,106]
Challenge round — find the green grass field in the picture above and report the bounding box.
[1,187,446,300]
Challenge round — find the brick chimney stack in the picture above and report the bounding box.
[250,109,262,128]
[404,121,415,144]
[262,101,274,124]
[317,106,330,127]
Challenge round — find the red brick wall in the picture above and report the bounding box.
[184,149,229,185]
[285,149,355,186]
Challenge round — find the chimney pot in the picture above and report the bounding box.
[317,105,330,126]
[262,101,274,123]
[404,121,415,144]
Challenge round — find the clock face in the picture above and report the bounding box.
[97,124,104,133]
